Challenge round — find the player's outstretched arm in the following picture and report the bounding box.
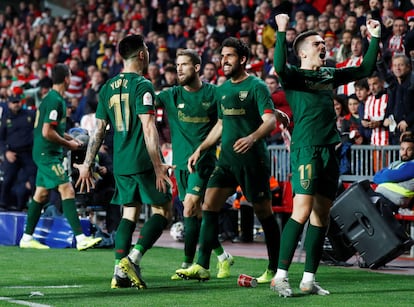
[188,119,222,173]
[74,118,108,193]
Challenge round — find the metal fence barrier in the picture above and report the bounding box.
[268,144,400,182]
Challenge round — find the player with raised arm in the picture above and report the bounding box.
[271,14,381,297]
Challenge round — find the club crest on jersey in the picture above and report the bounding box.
[239,91,248,101]
[201,101,210,109]
[300,180,310,190]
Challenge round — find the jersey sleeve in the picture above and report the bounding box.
[96,84,109,121]
[136,79,156,115]
[42,95,62,126]
[255,80,275,115]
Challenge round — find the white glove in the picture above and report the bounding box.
[367,19,381,38]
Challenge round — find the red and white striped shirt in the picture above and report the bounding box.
[336,55,363,96]
[364,93,389,146]
[65,70,87,99]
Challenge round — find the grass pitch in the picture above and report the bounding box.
[0,246,413,307]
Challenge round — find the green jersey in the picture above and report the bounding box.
[96,72,155,175]
[33,89,67,161]
[218,76,275,165]
[156,83,218,170]
[274,32,380,150]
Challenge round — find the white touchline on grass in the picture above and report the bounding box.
[0,297,52,307]
[4,285,82,289]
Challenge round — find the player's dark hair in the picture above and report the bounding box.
[176,49,201,66]
[221,37,250,61]
[293,30,319,55]
[52,63,70,84]
[118,35,145,60]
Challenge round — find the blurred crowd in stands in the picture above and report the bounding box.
[0,0,414,218]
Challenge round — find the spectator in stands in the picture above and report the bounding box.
[162,65,178,89]
[362,72,389,146]
[324,31,339,65]
[334,94,348,132]
[0,92,36,211]
[200,61,218,84]
[383,17,408,67]
[374,132,414,212]
[317,14,330,34]
[335,29,353,63]
[382,54,414,145]
[66,58,87,100]
[336,35,364,96]
[354,78,372,144]
[338,94,365,175]
[264,74,293,145]
[19,63,102,250]
[81,70,107,136]
[147,62,164,92]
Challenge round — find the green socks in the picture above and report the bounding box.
[259,214,280,271]
[197,211,219,269]
[135,214,168,254]
[62,198,83,235]
[278,218,304,270]
[24,199,44,235]
[183,216,200,263]
[114,218,136,261]
[304,224,327,273]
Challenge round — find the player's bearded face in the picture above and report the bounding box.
[222,57,241,78]
[177,68,196,86]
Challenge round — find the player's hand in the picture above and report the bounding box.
[275,14,289,32]
[188,148,201,173]
[275,109,290,129]
[67,139,83,151]
[154,163,175,193]
[367,19,381,38]
[73,163,95,193]
[233,135,255,154]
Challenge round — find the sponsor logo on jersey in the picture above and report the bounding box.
[178,103,185,108]
[202,101,211,110]
[239,91,248,101]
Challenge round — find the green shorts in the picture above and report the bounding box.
[175,167,212,201]
[290,145,339,200]
[207,161,271,203]
[35,157,69,189]
[112,169,172,206]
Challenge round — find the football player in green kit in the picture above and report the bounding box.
[19,63,102,251]
[75,35,172,289]
[156,49,233,280]
[176,38,289,282]
[271,14,381,297]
